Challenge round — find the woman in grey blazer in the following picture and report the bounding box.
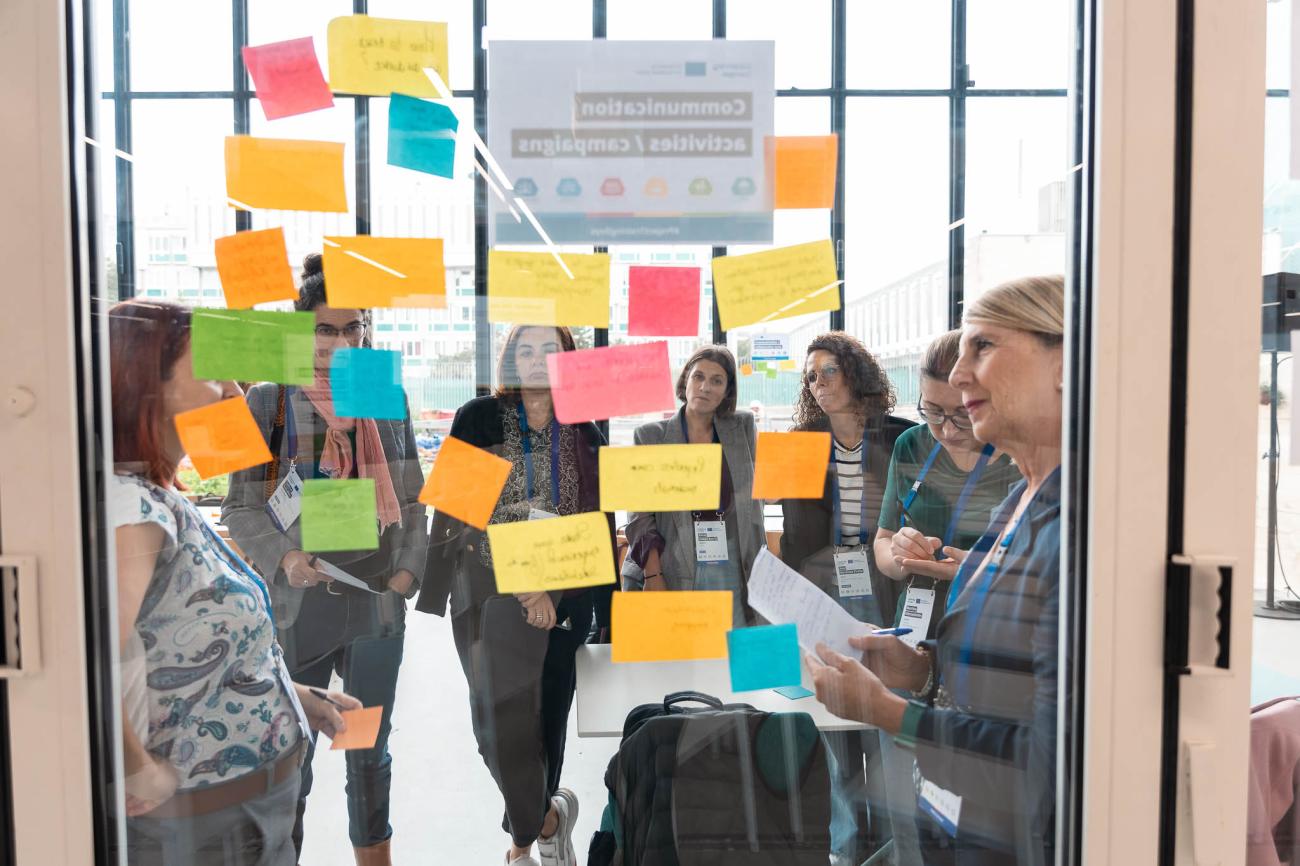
[622,345,766,626]
[221,254,427,866]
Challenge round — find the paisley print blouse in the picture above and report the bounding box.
[111,473,307,791]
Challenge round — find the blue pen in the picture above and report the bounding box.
[871,627,913,637]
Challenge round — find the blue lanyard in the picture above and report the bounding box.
[285,387,298,460]
[829,429,870,547]
[899,441,945,520]
[950,511,1025,708]
[900,440,995,556]
[517,402,561,509]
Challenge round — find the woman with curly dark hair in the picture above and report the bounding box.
[780,331,913,866]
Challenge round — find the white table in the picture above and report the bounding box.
[574,644,870,737]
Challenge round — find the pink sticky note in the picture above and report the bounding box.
[548,342,676,424]
[243,37,334,121]
[627,266,701,337]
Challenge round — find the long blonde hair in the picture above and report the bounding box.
[964,275,1065,345]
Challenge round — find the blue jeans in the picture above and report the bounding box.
[292,631,405,849]
[825,728,889,862]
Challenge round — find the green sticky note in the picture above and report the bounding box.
[191,309,315,385]
[300,478,379,552]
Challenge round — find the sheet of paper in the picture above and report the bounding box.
[242,37,334,120]
[747,548,864,658]
[327,15,449,97]
[329,348,406,420]
[330,706,383,750]
[214,227,297,309]
[487,250,610,328]
[173,398,273,480]
[711,240,841,331]
[225,135,348,213]
[769,134,838,209]
[548,341,675,424]
[611,591,732,663]
[418,435,512,530]
[388,94,458,179]
[626,266,701,337]
[727,623,802,692]
[190,309,316,385]
[599,444,722,512]
[486,512,615,593]
[751,431,831,499]
[301,479,379,553]
[322,236,447,308]
[314,558,380,594]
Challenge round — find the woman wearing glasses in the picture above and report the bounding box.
[223,253,429,866]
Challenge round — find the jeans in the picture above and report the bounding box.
[291,631,405,850]
[825,729,889,862]
[878,731,924,866]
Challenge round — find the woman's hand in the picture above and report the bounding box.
[281,550,329,590]
[123,754,179,817]
[643,574,668,591]
[517,592,557,630]
[899,545,968,582]
[294,684,362,738]
[387,569,415,595]
[847,630,931,692]
[890,527,939,570]
[807,644,907,734]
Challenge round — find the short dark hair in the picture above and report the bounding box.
[793,331,896,429]
[493,324,578,403]
[675,345,738,416]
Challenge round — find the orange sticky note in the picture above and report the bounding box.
[330,706,383,751]
[741,363,754,377]
[770,135,838,209]
[214,228,296,308]
[225,135,348,213]
[611,592,732,662]
[174,398,274,480]
[418,435,512,530]
[323,236,447,308]
[751,431,831,499]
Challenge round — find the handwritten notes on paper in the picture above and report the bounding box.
[173,398,273,480]
[330,348,406,420]
[711,240,840,331]
[330,706,383,751]
[626,266,702,337]
[487,251,610,328]
[301,479,379,552]
[225,136,348,213]
[322,236,447,308]
[242,37,334,120]
[611,592,732,663]
[727,623,802,692]
[599,444,722,512]
[548,342,675,424]
[770,135,838,209]
[486,512,615,593]
[751,431,831,499]
[214,228,296,309]
[190,309,315,385]
[418,436,512,530]
[388,94,458,179]
[747,548,863,658]
[326,16,450,97]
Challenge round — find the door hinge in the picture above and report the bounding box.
[1168,553,1235,677]
[0,555,40,677]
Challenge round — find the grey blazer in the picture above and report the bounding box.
[222,383,429,630]
[622,408,766,591]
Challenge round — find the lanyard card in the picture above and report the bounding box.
[265,464,303,532]
[694,519,728,562]
[898,587,936,647]
[918,779,962,837]
[833,548,872,598]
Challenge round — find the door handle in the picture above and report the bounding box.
[1168,554,1235,677]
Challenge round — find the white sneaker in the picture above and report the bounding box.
[535,788,579,866]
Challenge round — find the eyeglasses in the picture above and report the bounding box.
[804,364,841,386]
[917,402,973,430]
[315,322,366,341]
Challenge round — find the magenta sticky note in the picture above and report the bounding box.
[548,342,677,424]
[243,37,334,121]
[627,266,702,337]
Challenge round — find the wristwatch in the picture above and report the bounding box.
[894,699,928,750]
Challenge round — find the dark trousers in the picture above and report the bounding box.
[291,631,405,850]
[452,592,594,848]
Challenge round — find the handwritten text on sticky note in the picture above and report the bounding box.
[301,479,379,553]
[191,309,316,386]
[599,444,722,512]
[418,435,512,530]
[727,623,802,692]
[487,512,615,593]
[174,398,273,480]
[711,240,840,331]
[323,236,446,308]
[548,341,675,424]
[225,136,348,213]
[770,135,838,209]
[751,431,831,500]
[214,227,296,309]
[611,591,732,662]
[243,37,334,120]
[487,251,610,328]
[327,16,449,97]
[627,266,701,337]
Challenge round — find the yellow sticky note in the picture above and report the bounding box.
[214,228,297,309]
[599,444,722,512]
[323,236,447,308]
[751,431,831,499]
[488,251,610,328]
[225,136,348,213]
[487,512,615,593]
[327,15,449,97]
[770,134,838,209]
[174,398,274,480]
[778,359,798,371]
[711,240,841,331]
[611,592,732,662]
[418,435,512,531]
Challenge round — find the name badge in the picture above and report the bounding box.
[833,548,872,598]
[694,520,728,562]
[918,779,962,837]
[897,587,936,647]
[265,464,303,532]
[528,508,558,521]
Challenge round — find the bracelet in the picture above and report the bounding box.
[911,645,935,700]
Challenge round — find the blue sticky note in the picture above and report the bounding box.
[388,93,458,179]
[774,685,814,700]
[727,623,802,692]
[330,348,406,420]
